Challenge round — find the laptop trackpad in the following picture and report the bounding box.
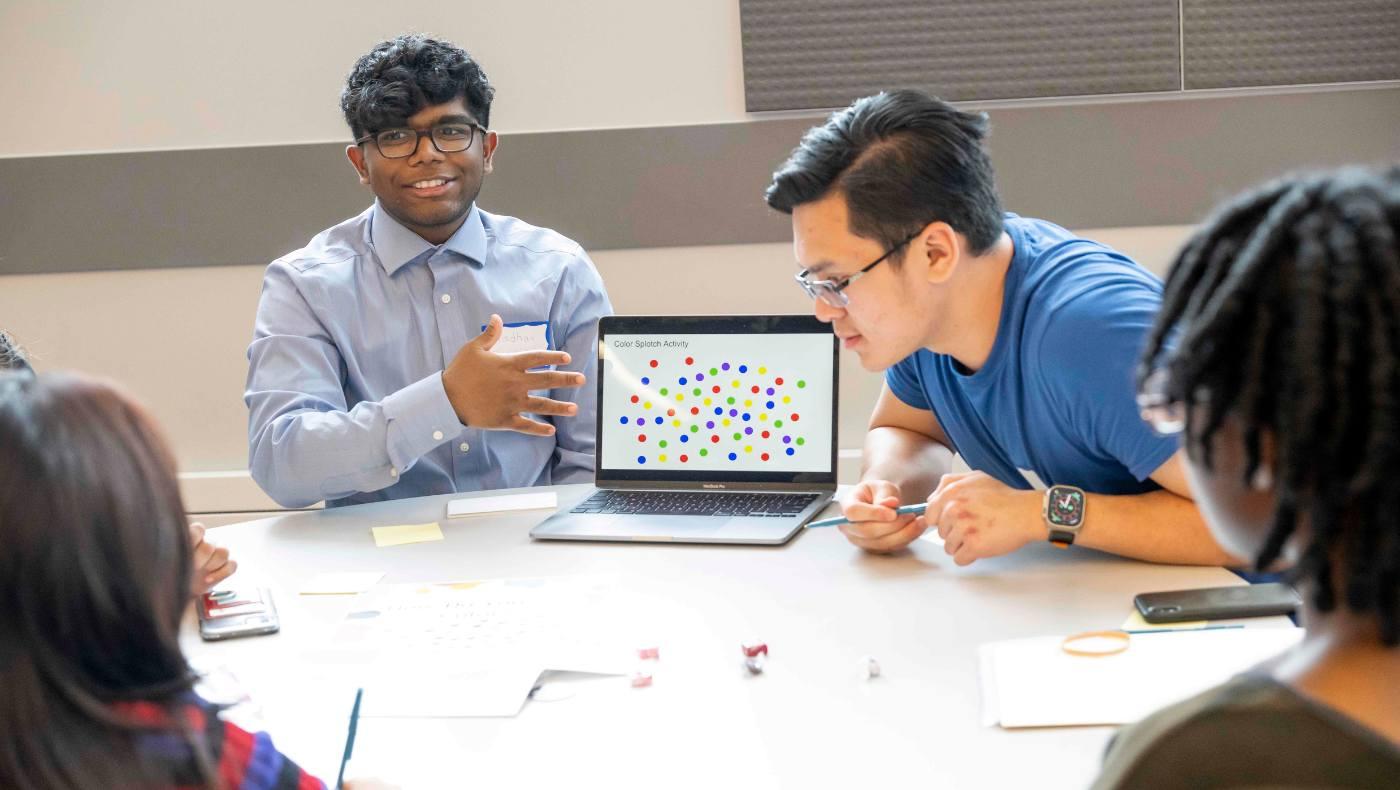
[586,514,731,538]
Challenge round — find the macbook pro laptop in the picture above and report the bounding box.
[530,315,838,545]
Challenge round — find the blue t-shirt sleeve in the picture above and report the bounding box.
[1036,280,1179,482]
[885,353,931,410]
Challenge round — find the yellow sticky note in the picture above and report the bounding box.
[372,522,444,548]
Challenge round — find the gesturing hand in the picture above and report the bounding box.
[442,314,587,437]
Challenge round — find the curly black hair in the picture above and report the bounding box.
[0,330,30,374]
[1138,166,1400,645]
[341,34,495,139]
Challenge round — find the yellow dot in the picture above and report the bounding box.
[644,402,652,410]
[759,367,767,374]
[722,418,731,426]
[659,454,667,462]
[672,420,681,427]
[744,400,752,407]
[732,380,740,388]
[703,397,712,405]
[760,413,768,421]
[782,396,791,404]
[676,394,685,401]
[745,445,753,453]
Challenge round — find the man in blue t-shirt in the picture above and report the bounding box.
[763,90,1234,567]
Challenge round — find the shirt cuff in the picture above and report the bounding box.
[380,372,463,472]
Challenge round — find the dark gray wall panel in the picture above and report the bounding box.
[741,0,1180,112]
[1183,0,1400,89]
[1,87,1397,276]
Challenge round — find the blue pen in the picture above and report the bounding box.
[335,688,363,790]
[807,502,928,529]
[1124,624,1246,635]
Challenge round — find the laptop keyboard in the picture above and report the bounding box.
[571,490,820,518]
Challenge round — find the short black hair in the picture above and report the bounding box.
[0,330,30,374]
[765,89,1003,256]
[1139,166,1400,645]
[341,34,495,138]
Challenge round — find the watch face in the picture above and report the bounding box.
[1048,487,1085,528]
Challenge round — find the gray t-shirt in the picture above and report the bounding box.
[1093,672,1400,789]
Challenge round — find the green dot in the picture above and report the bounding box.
[727,397,735,405]
[699,448,709,456]
[659,387,668,396]
[659,440,668,448]
[732,432,741,441]
[796,437,805,446]
[690,425,699,433]
[693,388,701,396]
[709,367,718,375]
[774,420,783,428]
[797,380,806,388]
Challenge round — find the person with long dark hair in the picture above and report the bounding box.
[0,371,328,788]
[1094,167,1400,786]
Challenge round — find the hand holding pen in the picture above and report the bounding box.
[809,479,928,553]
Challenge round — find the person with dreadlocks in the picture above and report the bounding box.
[1094,167,1400,788]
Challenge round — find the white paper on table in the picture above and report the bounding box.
[979,627,1303,728]
[299,571,386,595]
[358,661,545,718]
[447,491,558,518]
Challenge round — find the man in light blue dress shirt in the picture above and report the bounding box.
[245,35,612,508]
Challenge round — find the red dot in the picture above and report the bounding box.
[630,395,639,403]
[761,453,770,461]
[762,430,770,438]
[712,385,721,393]
[667,409,675,417]
[775,377,784,385]
[685,357,694,365]
[680,454,688,462]
[751,385,760,393]
[638,434,647,442]
[790,413,800,421]
[690,407,700,415]
[649,360,658,368]
[711,435,720,443]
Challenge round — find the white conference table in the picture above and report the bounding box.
[184,484,1269,789]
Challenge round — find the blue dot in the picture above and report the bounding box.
[679,377,688,385]
[714,407,723,415]
[638,456,647,464]
[654,417,663,425]
[741,413,751,422]
[739,365,748,373]
[728,452,737,461]
[766,387,775,396]
[680,434,689,443]
[641,377,650,385]
[766,401,775,409]
[729,409,738,417]
[744,427,753,435]
[785,448,795,456]
[722,362,730,370]
[696,373,705,381]
[706,420,715,429]
[620,416,629,424]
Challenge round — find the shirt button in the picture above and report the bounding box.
[459,442,471,453]
[432,430,444,441]
[389,467,398,478]
[440,293,452,304]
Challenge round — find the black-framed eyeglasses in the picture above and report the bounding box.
[794,228,922,308]
[355,122,487,159]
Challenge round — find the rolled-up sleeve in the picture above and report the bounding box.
[245,262,461,507]
[547,250,613,483]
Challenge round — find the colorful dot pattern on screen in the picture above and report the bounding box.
[628,356,810,464]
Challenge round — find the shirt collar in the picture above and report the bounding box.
[370,201,488,275]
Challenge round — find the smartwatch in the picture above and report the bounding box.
[1044,484,1086,548]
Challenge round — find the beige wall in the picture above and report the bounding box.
[0,225,1192,512]
[0,0,748,158]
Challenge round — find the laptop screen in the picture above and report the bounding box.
[595,315,837,485]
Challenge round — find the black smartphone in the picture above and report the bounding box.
[197,587,281,641]
[1134,583,1300,623]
